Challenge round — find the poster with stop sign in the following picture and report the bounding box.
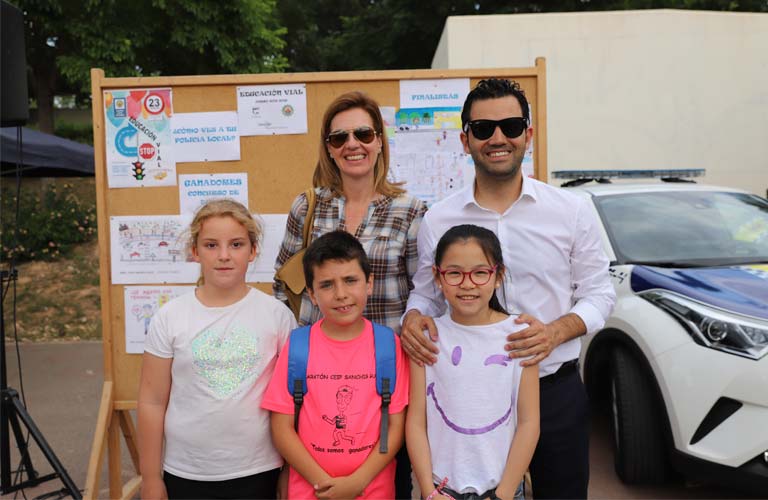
[103,88,176,188]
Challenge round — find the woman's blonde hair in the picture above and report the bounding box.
[188,199,261,285]
[313,91,404,198]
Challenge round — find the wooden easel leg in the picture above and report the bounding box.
[118,410,140,473]
[108,415,122,499]
[84,382,113,500]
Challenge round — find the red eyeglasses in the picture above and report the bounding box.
[436,265,498,286]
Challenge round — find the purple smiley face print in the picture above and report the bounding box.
[427,345,514,435]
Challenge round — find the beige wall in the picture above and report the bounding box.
[432,9,768,196]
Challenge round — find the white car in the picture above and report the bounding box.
[555,170,768,493]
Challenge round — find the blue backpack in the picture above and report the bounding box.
[287,322,397,453]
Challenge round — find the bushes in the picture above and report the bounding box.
[55,122,94,146]
[1,181,97,263]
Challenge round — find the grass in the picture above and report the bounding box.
[3,239,102,342]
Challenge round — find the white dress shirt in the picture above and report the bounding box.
[406,176,616,377]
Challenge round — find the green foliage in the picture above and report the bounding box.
[11,0,288,129]
[54,122,94,145]
[1,182,97,263]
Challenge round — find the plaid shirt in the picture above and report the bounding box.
[273,187,427,332]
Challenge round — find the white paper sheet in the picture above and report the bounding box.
[104,88,176,188]
[399,78,470,109]
[246,213,288,283]
[110,215,199,284]
[124,286,194,354]
[237,84,308,136]
[178,173,249,217]
[389,129,474,206]
[172,112,240,162]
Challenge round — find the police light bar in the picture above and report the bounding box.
[552,169,705,180]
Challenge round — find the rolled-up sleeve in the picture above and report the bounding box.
[404,201,428,288]
[568,198,616,334]
[404,212,447,322]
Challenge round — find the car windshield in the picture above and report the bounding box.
[595,191,768,266]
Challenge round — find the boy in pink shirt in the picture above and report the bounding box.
[262,231,409,499]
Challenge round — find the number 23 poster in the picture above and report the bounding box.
[103,88,176,188]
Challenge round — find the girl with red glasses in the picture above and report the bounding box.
[407,224,540,500]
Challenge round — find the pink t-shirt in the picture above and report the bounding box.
[262,319,409,499]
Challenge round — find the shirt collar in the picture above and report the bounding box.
[462,174,539,210]
[520,174,539,202]
[459,183,479,209]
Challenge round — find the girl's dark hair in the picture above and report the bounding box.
[434,224,508,314]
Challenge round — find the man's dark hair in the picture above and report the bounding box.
[302,230,371,290]
[461,78,530,128]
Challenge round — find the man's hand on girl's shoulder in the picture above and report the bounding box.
[505,313,562,367]
[401,310,439,366]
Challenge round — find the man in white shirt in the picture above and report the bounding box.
[401,78,615,499]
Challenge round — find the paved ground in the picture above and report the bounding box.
[1,341,761,499]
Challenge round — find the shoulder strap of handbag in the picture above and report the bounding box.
[302,187,317,248]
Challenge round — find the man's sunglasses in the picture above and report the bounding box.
[325,127,378,148]
[463,117,528,141]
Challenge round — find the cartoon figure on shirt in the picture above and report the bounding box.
[322,385,355,446]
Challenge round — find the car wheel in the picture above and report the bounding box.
[610,346,669,484]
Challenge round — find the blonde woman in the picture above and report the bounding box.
[274,91,427,334]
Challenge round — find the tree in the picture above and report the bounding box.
[12,0,288,133]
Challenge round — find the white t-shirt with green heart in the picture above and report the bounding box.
[145,287,297,481]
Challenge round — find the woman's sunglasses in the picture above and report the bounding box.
[463,117,528,141]
[325,127,378,148]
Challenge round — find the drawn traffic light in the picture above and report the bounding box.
[132,161,145,180]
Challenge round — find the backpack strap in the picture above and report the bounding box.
[287,325,312,432]
[372,322,397,453]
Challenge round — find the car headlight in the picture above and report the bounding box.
[641,290,768,360]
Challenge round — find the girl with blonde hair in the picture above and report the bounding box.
[138,199,296,499]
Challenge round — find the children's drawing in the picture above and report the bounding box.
[389,128,473,206]
[124,286,194,354]
[110,215,199,284]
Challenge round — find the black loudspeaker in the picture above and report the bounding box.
[1,0,29,127]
